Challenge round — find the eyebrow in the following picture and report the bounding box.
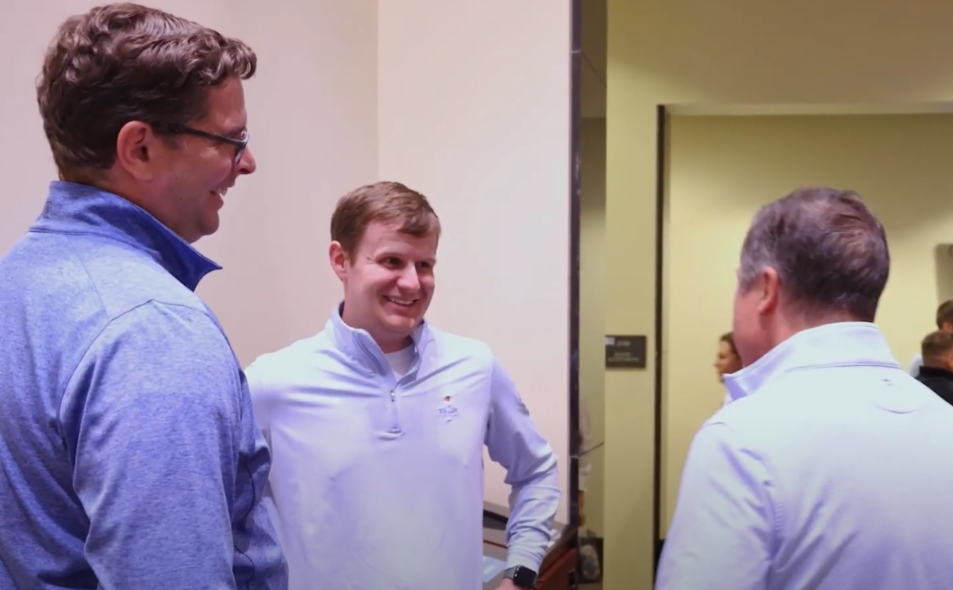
[221,124,247,138]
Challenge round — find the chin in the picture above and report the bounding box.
[196,215,220,239]
[384,315,420,332]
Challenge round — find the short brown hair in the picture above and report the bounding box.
[719,332,738,356]
[936,300,953,329]
[331,181,441,256]
[37,3,256,180]
[739,186,889,322]
[922,330,953,365]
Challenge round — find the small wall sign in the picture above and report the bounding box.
[605,335,647,369]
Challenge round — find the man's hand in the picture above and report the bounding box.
[494,579,518,590]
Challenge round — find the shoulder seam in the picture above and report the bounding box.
[56,300,226,432]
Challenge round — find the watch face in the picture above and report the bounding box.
[511,566,538,588]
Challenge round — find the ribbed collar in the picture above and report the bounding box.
[325,302,432,376]
[724,322,899,401]
[32,181,220,291]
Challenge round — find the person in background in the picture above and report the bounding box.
[0,4,287,589]
[908,299,953,376]
[714,331,743,406]
[245,181,560,590]
[656,186,953,590]
[915,330,953,406]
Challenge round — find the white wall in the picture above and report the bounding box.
[378,0,573,519]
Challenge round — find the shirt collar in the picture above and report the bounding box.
[32,181,220,291]
[326,302,432,374]
[724,322,899,402]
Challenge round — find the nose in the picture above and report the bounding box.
[397,265,420,291]
[238,146,257,175]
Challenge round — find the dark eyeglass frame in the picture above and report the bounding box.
[164,124,249,164]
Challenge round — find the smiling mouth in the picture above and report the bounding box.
[385,296,417,307]
[211,187,230,198]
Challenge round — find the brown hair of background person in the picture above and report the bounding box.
[917,330,953,407]
[936,300,953,330]
[715,331,742,383]
[908,300,953,378]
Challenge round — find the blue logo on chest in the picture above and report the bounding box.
[439,396,459,421]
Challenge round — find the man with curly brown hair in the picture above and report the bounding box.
[0,4,287,589]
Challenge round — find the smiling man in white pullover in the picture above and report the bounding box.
[245,181,560,590]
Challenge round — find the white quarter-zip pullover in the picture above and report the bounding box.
[246,305,560,590]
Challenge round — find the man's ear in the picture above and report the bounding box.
[115,121,161,181]
[756,266,781,315]
[328,241,349,281]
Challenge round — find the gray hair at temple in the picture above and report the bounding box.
[737,186,890,322]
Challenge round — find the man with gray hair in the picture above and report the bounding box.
[656,187,953,590]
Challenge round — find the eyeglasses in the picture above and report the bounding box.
[164,124,249,164]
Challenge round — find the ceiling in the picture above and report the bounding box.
[580,0,607,118]
[573,2,953,120]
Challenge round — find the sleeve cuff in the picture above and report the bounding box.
[506,549,543,571]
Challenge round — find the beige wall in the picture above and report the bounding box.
[2,2,571,520]
[378,0,572,517]
[664,113,953,534]
[606,1,953,588]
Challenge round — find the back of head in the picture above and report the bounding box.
[738,186,890,322]
[936,300,953,330]
[922,330,953,368]
[37,2,256,182]
[330,181,441,257]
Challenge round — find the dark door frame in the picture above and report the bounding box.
[652,105,670,578]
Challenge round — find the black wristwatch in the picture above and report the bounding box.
[503,565,538,589]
